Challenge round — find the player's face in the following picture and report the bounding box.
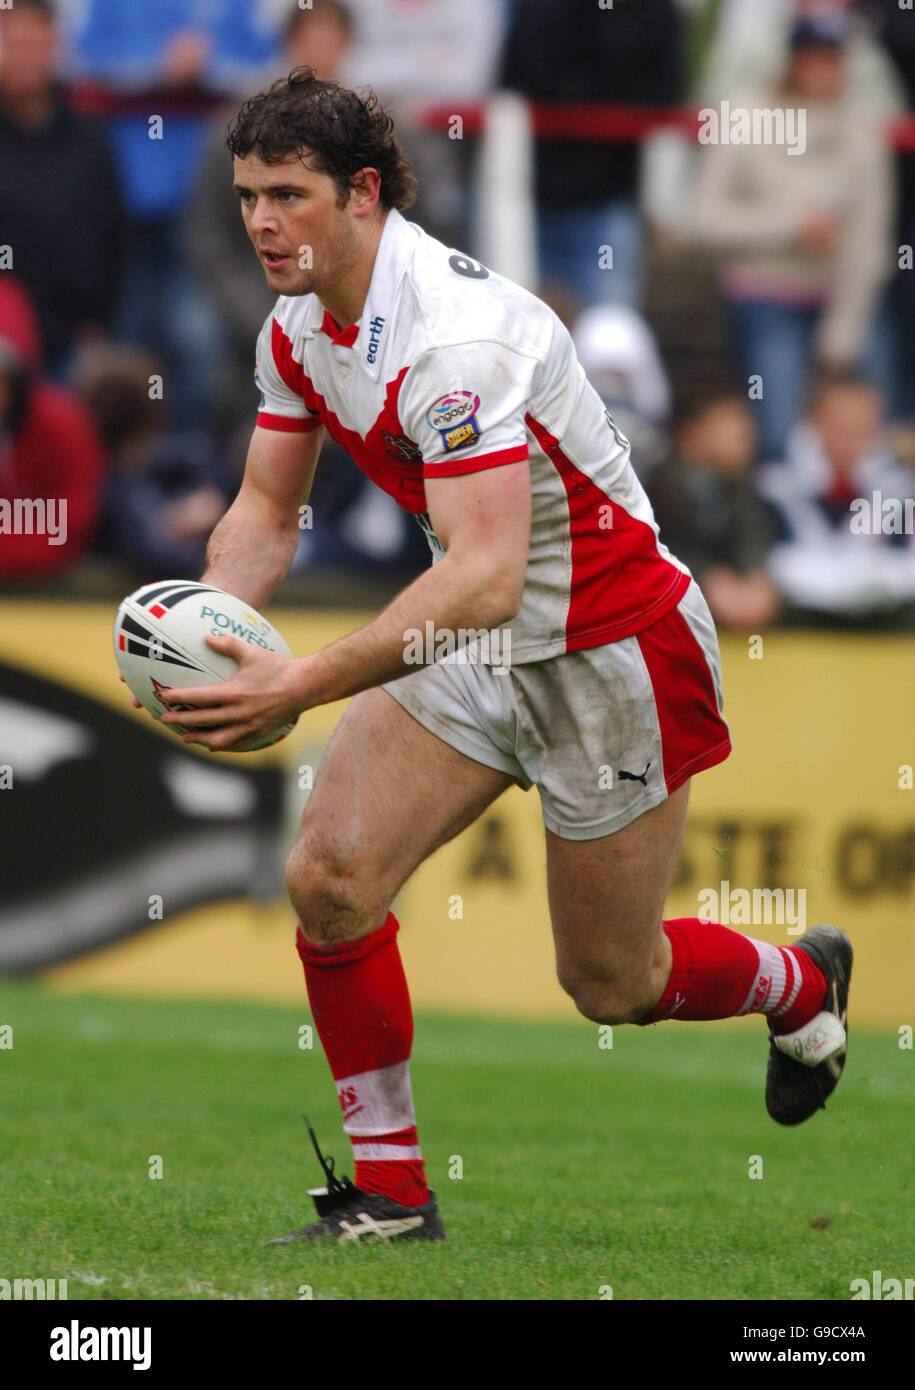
[234,151,361,297]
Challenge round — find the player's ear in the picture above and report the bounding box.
[349,168,382,217]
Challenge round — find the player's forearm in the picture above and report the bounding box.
[291,552,518,709]
[200,498,299,609]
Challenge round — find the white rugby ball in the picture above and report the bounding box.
[114,579,296,752]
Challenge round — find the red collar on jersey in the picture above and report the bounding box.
[320,310,359,348]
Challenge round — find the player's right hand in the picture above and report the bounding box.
[119,673,143,710]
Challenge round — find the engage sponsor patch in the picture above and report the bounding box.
[426,391,481,452]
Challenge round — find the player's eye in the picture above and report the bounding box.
[278,191,300,203]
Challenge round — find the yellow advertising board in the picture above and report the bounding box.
[1,601,912,1028]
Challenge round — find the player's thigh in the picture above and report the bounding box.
[287,684,515,918]
[546,778,691,992]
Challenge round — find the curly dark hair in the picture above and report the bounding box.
[226,66,417,212]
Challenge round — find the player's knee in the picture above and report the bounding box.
[284,830,384,943]
[557,965,651,1026]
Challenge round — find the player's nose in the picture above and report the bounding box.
[249,196,277,235]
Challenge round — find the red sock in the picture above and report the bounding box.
[296,911,429,1208]
[635,917,826,1032]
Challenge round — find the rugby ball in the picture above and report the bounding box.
[113,579,296,752]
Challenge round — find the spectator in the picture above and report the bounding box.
[756,375,912,619]
[501,0,683,313]
[343,0,501,101]
[572,303,672,480]
[66,0,281,429]
[341,0,503,251]
[73,344,231,580]
[867,0,915,419]
[691,11,893,460]
[758,370,915,618]
[646,382,781,629]
[0,277,104,581]
[0,0,125,377]
[700,0,899,113]
[188,0,356,461]
[287,0,356,84]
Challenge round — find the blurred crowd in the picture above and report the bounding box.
[2,0,915,629]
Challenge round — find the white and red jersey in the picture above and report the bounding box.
[255,208,691,663]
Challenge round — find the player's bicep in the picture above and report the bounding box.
[424,460,531,609]
[237,423,324,530]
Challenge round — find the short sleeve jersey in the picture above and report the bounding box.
[255,209,691,662]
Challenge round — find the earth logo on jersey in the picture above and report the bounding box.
[366,315,386,365]
[427,391,481,452]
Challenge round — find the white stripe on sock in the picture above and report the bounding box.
[770,950,803,1019]
[336,1060,416,1138]
[350,1143,423,1161]
[737,938,789,1016]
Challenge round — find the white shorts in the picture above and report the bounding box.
[382,579,732,840]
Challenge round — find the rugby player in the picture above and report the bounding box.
[156,69,852,1244]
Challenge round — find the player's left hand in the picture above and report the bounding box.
[160,634,303,751]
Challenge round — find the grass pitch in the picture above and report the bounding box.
[0,979,911,1301]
